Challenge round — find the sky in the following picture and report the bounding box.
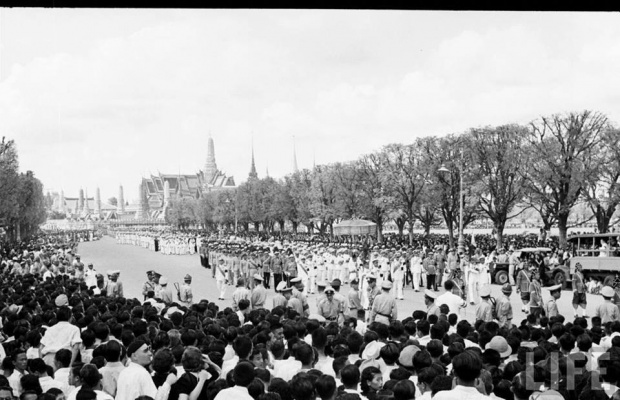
[1,9,619,203]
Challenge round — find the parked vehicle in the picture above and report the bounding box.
[492,247,569,287]
[567,233,620,289]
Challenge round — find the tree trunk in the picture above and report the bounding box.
[278,220,285,232]
[377,221,383,243]
[446,222,455,249]
[408,224,414,246]
[494,220,505,250]
[395,218,405,237]
[292,221,298,233]
[595,204,614,234]
[557,212,569,249]
[254,222,260,232]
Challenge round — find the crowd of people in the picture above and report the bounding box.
[1,229,620,400]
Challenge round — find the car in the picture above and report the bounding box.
[492,247,566,286]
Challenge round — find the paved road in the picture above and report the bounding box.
[79,236,605,323]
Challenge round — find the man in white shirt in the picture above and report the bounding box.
[98,340,125,397]
[8,349,27,397]
[115,341,176,400]
[435,280,466,318]
[432,351,488,400]
[40,305,82,368]
[213,361,255,400]
[31,358,69,396]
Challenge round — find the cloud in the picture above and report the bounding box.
[0,10,619,201]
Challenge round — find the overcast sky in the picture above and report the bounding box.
[1,9,619,203]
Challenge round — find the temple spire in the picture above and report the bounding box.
[204,133,217,183]
[249,133,258,180]
[293,136,299,173]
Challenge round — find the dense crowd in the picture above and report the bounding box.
[1,231,620,400]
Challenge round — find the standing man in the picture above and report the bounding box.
[271,249,285,291]
[595,286,620,323]
[231,278,251,312]
[370,281,397,325]
[435,249,446,287]
[365,274,381,314]
[508,249,518,286]
[317,286,343,323]
[528,269,544,320]
[424,251,437,291]
[476,285,494,322]
[261,248,271,289]
[391,252,405,300]
[496,283,514,329]
[272,281,288,309]
[515,262,531,314]
[178,274,194,308]
[424,290,441,318]
[250,274,267,309]
[572,262,588,319]
[410,250,423,292]
[291,277,310,317]
[214,256,229,300]
[545,284,562,318]
[347,278,362,320]
[159,277,174,304]
[106,271,123,299]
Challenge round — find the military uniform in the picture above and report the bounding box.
[317,288,343,322]
[370,281,397,325]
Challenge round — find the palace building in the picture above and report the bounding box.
[136,136,236,219]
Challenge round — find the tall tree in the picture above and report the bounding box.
[582,127,620,233]
[288,169,315,233]
[309,165,338,235]
[523,110,609,247]
[357,152,396,243]
[381,141,432,245]
[467,125,529,249]
[433,135,481,250]
[0,138,20,239]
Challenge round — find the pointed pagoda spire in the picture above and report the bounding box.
[249,132,258,180]
[293,136,299,173]
[204,132,217,184]
[266,162,269,178]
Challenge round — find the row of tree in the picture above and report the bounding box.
[0,137,47,241]
[166,110,620,249]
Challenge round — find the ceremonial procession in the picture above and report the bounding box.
[2,8,620,400]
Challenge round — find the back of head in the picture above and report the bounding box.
[233,335,253,359]
[392,380,415,400]
[340,364,360,388]
[452,350,482,383]
[80,364,102,388]
[314,374,336,400]
[233,361,256,387]
[103,340,121,362]
[290,374,316,400]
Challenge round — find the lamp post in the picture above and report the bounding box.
[438,160,465,255]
